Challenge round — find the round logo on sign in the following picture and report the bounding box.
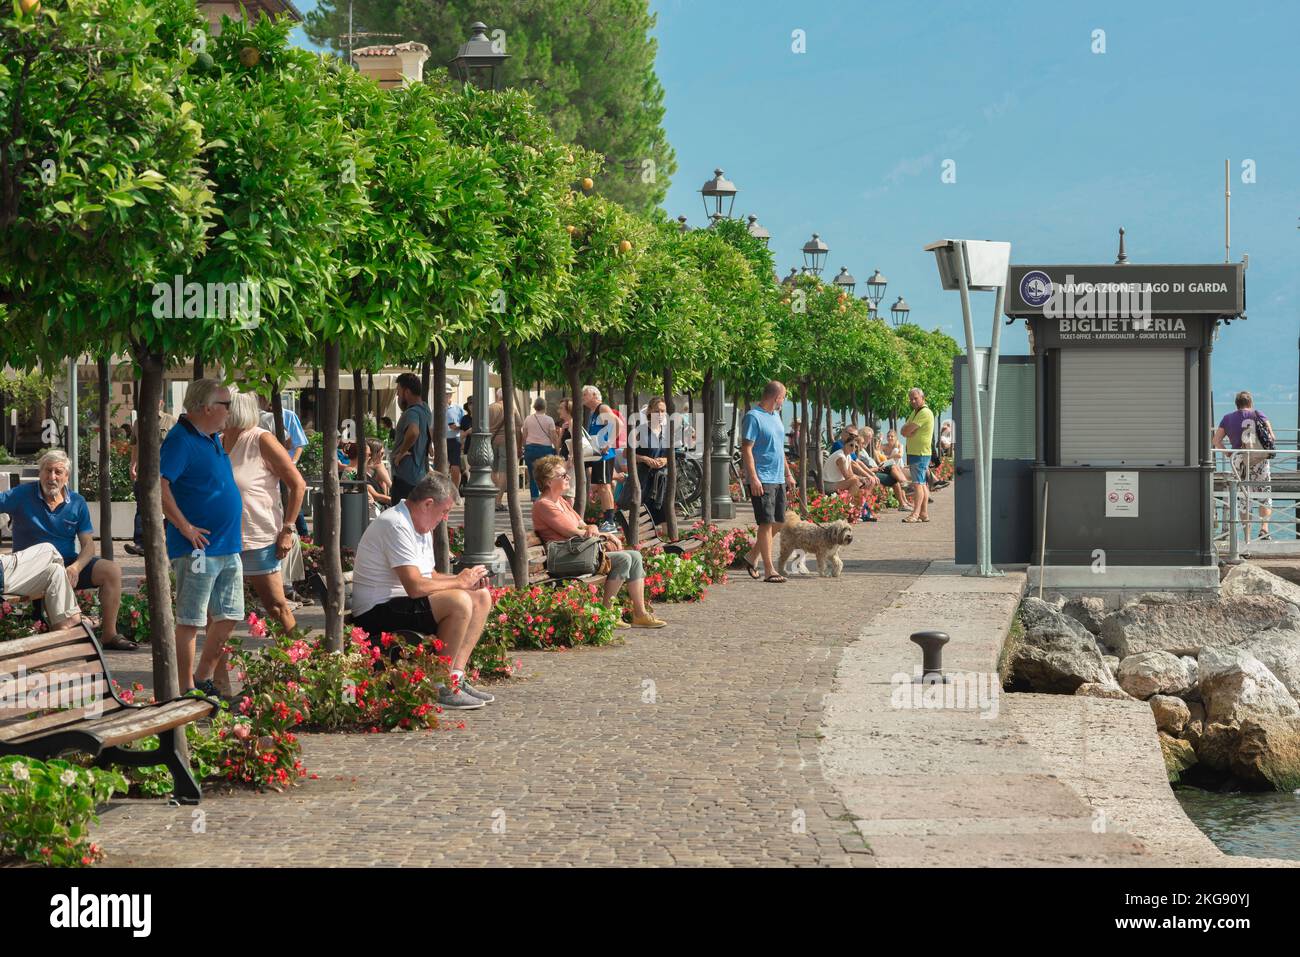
[1020,270,1053,307]
[1123,492,1135,504]
[1108,492,1119,503]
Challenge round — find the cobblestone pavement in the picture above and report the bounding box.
[91,496,945,866]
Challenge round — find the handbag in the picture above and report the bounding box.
[545,535,604,578]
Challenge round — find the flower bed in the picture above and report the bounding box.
[482,583,623,651]
[682,521,755,583]
[642,549,708,603]
[935,457,954,482]
[804,489,865,524]
[0,756,126,867]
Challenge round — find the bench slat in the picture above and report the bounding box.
[0,660,104,713]
[0,696,124,743]
[1,640,104,675]
[9,697,213,749]
[0,627,92,663]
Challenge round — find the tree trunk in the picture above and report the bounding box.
[270,381,290,515]
[798,383,810,508]
[133,347,182,726]
[95,356,113,558]
[623,368,640,547]
[699,370,712,524]
[352,369,367,482]
[420,354,431,405]
[367,369,375,423]
[432,350,450,573]
[498,344,528,588]
[192,355,204,380]
[729,392,740,459]
[310,366,320,431]
[321,343,344,651]
[567,358,586,513]
[825,389,835,451]
[663,367,678,540]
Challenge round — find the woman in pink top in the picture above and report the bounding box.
[224,392,307,631]
[530,455,665,629]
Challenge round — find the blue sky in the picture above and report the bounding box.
[292,0,1300,427]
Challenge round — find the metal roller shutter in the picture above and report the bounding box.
[1059,349,1185,466]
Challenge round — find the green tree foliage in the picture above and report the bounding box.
[303,0,676,213]
[893,323,961,415]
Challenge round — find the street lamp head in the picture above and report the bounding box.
[865,268,887,307]
[923,239,1011,291]
[746,214,771,247]
[700,167,738,220]
[801,233,828,275]
[449,21,510,90]
[832,266,856,296]
[890,295,911,326]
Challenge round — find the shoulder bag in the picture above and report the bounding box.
[546,534,604,578]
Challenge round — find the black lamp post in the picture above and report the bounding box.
[450,21,509,572]
[700,168,737,221]
[865,268,887,317]
[832,266,856,297]
[448,21,510,90]
[890,295,911,327]
[746,214,771,247]
[802,233,829,276]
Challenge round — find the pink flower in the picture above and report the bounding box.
[247,612,267,638]
[497,613,508,623]
[350,626,368,643]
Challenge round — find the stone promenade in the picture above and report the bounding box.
[92,496,938,866]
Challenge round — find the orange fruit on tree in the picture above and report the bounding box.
[19,0,40,13]
[239,47,261,67]
[582,177,594,191]
[618,240,632,253]
[566,225,577,235]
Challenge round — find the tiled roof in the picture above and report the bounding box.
[351,41,430,57]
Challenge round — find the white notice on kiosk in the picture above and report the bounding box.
[1106,471,1139,518]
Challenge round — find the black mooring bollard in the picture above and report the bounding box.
[910,630,950,683]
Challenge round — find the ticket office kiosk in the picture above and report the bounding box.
[1005,262,1244,580]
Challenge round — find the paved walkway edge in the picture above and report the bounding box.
[819,560,1295,867]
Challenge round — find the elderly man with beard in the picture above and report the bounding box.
[0,449,123,644]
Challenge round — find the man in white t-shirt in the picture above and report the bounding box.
[351,472,493,710]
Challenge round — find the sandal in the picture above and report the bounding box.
[740,555,761,580]
[902,517,924,524]
[764,575,788,583]
[101,635,142,651]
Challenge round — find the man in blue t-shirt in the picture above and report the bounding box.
[160,379,244,696]
[389,372,433,507]
[739,380,797,582]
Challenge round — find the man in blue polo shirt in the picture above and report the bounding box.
[160,379,244,696]
[0,449,131,648]
[740,380,797,582]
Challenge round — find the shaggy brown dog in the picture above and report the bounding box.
[777,513,853,578]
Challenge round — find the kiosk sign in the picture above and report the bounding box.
[1005,263,1244,318]
[1105,472,1139,518]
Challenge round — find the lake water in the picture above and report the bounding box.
[1174,787,1300,861]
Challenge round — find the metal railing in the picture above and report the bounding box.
[1211,441,1300,558]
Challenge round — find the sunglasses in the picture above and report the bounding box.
[214,400,232,408]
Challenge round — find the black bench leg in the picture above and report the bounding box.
[161,727,202,805]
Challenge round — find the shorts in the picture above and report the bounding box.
[907,454,930,485]
[876,468,898,487]
[447,437,462,468]
[492,445,508,473]
[587,457,614,485]
[75,556,100,591]
[241,542,282,577]
[1231,451,1273,513]
[606,549,645,582]
[172,552,245,627]
[750,482,787,526]
[352,595,439,640]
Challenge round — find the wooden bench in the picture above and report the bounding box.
[495,532,608,591]
[0,622,218,804]
[614,505,704,556]
[304,570,354,624]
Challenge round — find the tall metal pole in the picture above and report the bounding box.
[460,357,497,571]
[709,375,734,520]
[956,243,991,576]
[68,355,79,493]
[979,285,1006,576]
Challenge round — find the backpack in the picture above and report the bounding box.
[1239,411,1275,462]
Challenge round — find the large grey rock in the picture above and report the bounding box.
[1116,651,1194,700]
[1182,700,1206,747]
[1007,624,1112,693]
[1198,646,1300,726]
[1019,597,1090,641]
[1220,563,1300,607]
[1151,694,1191,734]
[1102,655,1120,675]
[1100,595,1300,657]
[1232,717,1300,791]
[1180,656,1200,701]
[1075,682,1134,701]
[1062,596,1106,635]
[1196,722,1238,772]
[1236,627,1300,701]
